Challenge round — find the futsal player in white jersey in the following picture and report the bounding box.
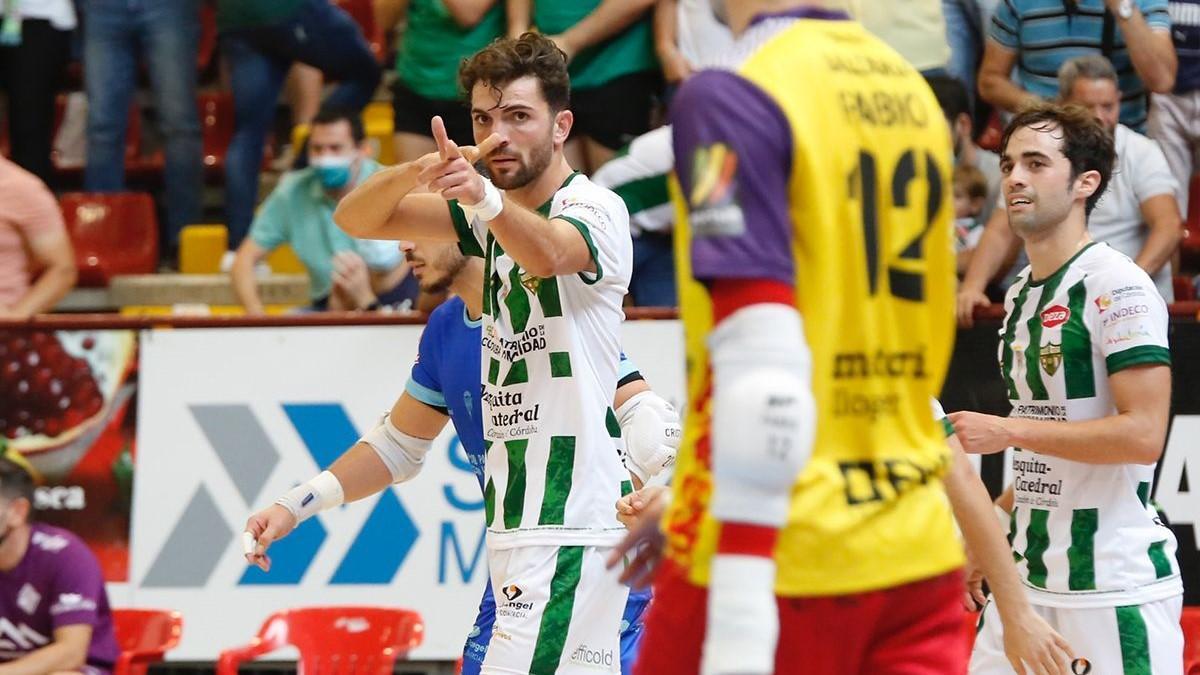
[951,103,1183,675]
[332,33,633,675]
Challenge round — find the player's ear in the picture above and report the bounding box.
[553,109,573,147]
[1073,169,1102,203]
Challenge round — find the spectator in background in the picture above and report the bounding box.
[390,0,504,163]
[0,454,119,674]
[1147,0,1200,215]
[0,0,75,185]
[959,55,1183,326]
[979,0,1176,132]
[855,0,951,76]
[218,0,382,255]
[231,109,415,315]
[941,0,1000,103]
[928,75,1003,222]
[507,0,659,173]
[652,0,734,91]
[954,163,990,270]
[83,0,203,267]
[0,155,76,319]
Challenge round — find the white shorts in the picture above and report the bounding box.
[482,545,629,675]
[970,595,1183,675]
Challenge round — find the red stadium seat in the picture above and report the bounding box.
[59,192,159,285]
[215,607,424,675]
[197,4,217,73]
[52,95,141,178]
[1175,275,1197,302]
[112,608,183,675]
[199,91,234,171]
[332,0,384,61]
[1183,606,1200,675]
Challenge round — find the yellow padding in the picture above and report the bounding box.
[266,244,306,274]
[179,224,228,274]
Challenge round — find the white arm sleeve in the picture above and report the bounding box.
[360,414,433,484]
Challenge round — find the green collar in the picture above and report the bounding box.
[535,171,582,217]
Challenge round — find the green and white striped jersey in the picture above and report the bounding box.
[450,172,634,549]
[998,242,1179,608]
[591,126,673,236]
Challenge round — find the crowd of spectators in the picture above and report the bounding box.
[1,0,1199,318]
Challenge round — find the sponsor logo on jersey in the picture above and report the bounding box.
[1102,304,1150,327]
[16,585,39,615]
[496,584,535,619]
[570,643,615,669]
[30,531,68,553]
[1094,294,1112,313]
[520,272,542,294]
[34,486,86,511]
[501,585,523,602]
[1039,342,1062,376]
[1071,657,1092,674]
[1041,305,1070,328]
[688,143,745,237]
[50,593,96,615]
[1105,328,1152,346]
[0,618,50,652]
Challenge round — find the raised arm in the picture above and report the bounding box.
[1106,0,1176,93]
[1135,193,1184,278]
[506,0,531,37]
[548,0,657,61]
[978,40,1040,113]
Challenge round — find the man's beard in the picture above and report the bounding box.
[417,251,469,295]
[490,139,554,190]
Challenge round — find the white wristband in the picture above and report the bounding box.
[462,177,504,221]
[275,470,344,523]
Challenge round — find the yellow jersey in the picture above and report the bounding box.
[664,10,961,596]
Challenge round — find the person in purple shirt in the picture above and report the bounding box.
[0,455,118,675]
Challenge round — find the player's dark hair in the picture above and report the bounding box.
[0,456,35,505]
[459,32,571,112]
[925,74,971,124]
[311,106,366,144]
[1000,102,1115,216]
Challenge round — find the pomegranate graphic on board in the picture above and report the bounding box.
[0,331,136,480]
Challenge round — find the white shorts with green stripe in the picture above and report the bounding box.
[970,595,1183,675]
[483,544,629,675]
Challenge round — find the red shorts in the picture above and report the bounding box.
[634,561,969,675]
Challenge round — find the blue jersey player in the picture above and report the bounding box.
[243,239,681,674]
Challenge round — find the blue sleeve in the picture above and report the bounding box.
[1138,0,1171,30]
[988,0,1019,49]
[670,70,795,286]
[406,315,448,409]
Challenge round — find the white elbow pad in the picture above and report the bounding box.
[708,303,816,528]
[616,390,682,484]
[360,414,433,483]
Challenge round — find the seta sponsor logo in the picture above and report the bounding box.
[570,643,615,669]
[1040,305,1070,328]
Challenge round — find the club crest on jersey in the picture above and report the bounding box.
[520,271,541,294]
[1041,305,1070,328]
[1039,342,1063,376]
[16,585,39,615]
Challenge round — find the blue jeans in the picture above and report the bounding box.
[84,0,202,252]
[221,0,381,248]
[630,232,677,307]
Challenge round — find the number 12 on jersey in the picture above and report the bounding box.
[848,149,944,303]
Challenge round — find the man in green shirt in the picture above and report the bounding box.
[231,108,414,315]
[509,0,661,173]
[218,0,382,256]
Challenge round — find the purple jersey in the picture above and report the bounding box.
[0,524,118,670]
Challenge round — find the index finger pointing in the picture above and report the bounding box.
[431,116,461,161]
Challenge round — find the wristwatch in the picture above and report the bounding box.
[1116,0,1134,19]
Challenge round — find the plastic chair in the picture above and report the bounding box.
[1175,275,1197,302]
[112,609,183,675]
[216,607,424,675]
[198,91,234,170]
[1184,606,1200,675]
[59,192,159,286]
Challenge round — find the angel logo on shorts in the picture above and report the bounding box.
[501,585,523,602]
[1070,657,1092,674]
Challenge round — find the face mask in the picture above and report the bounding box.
[312,155,355,190]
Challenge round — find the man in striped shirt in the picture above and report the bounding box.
[951,103,1182,674]
[979,0,1176,131]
